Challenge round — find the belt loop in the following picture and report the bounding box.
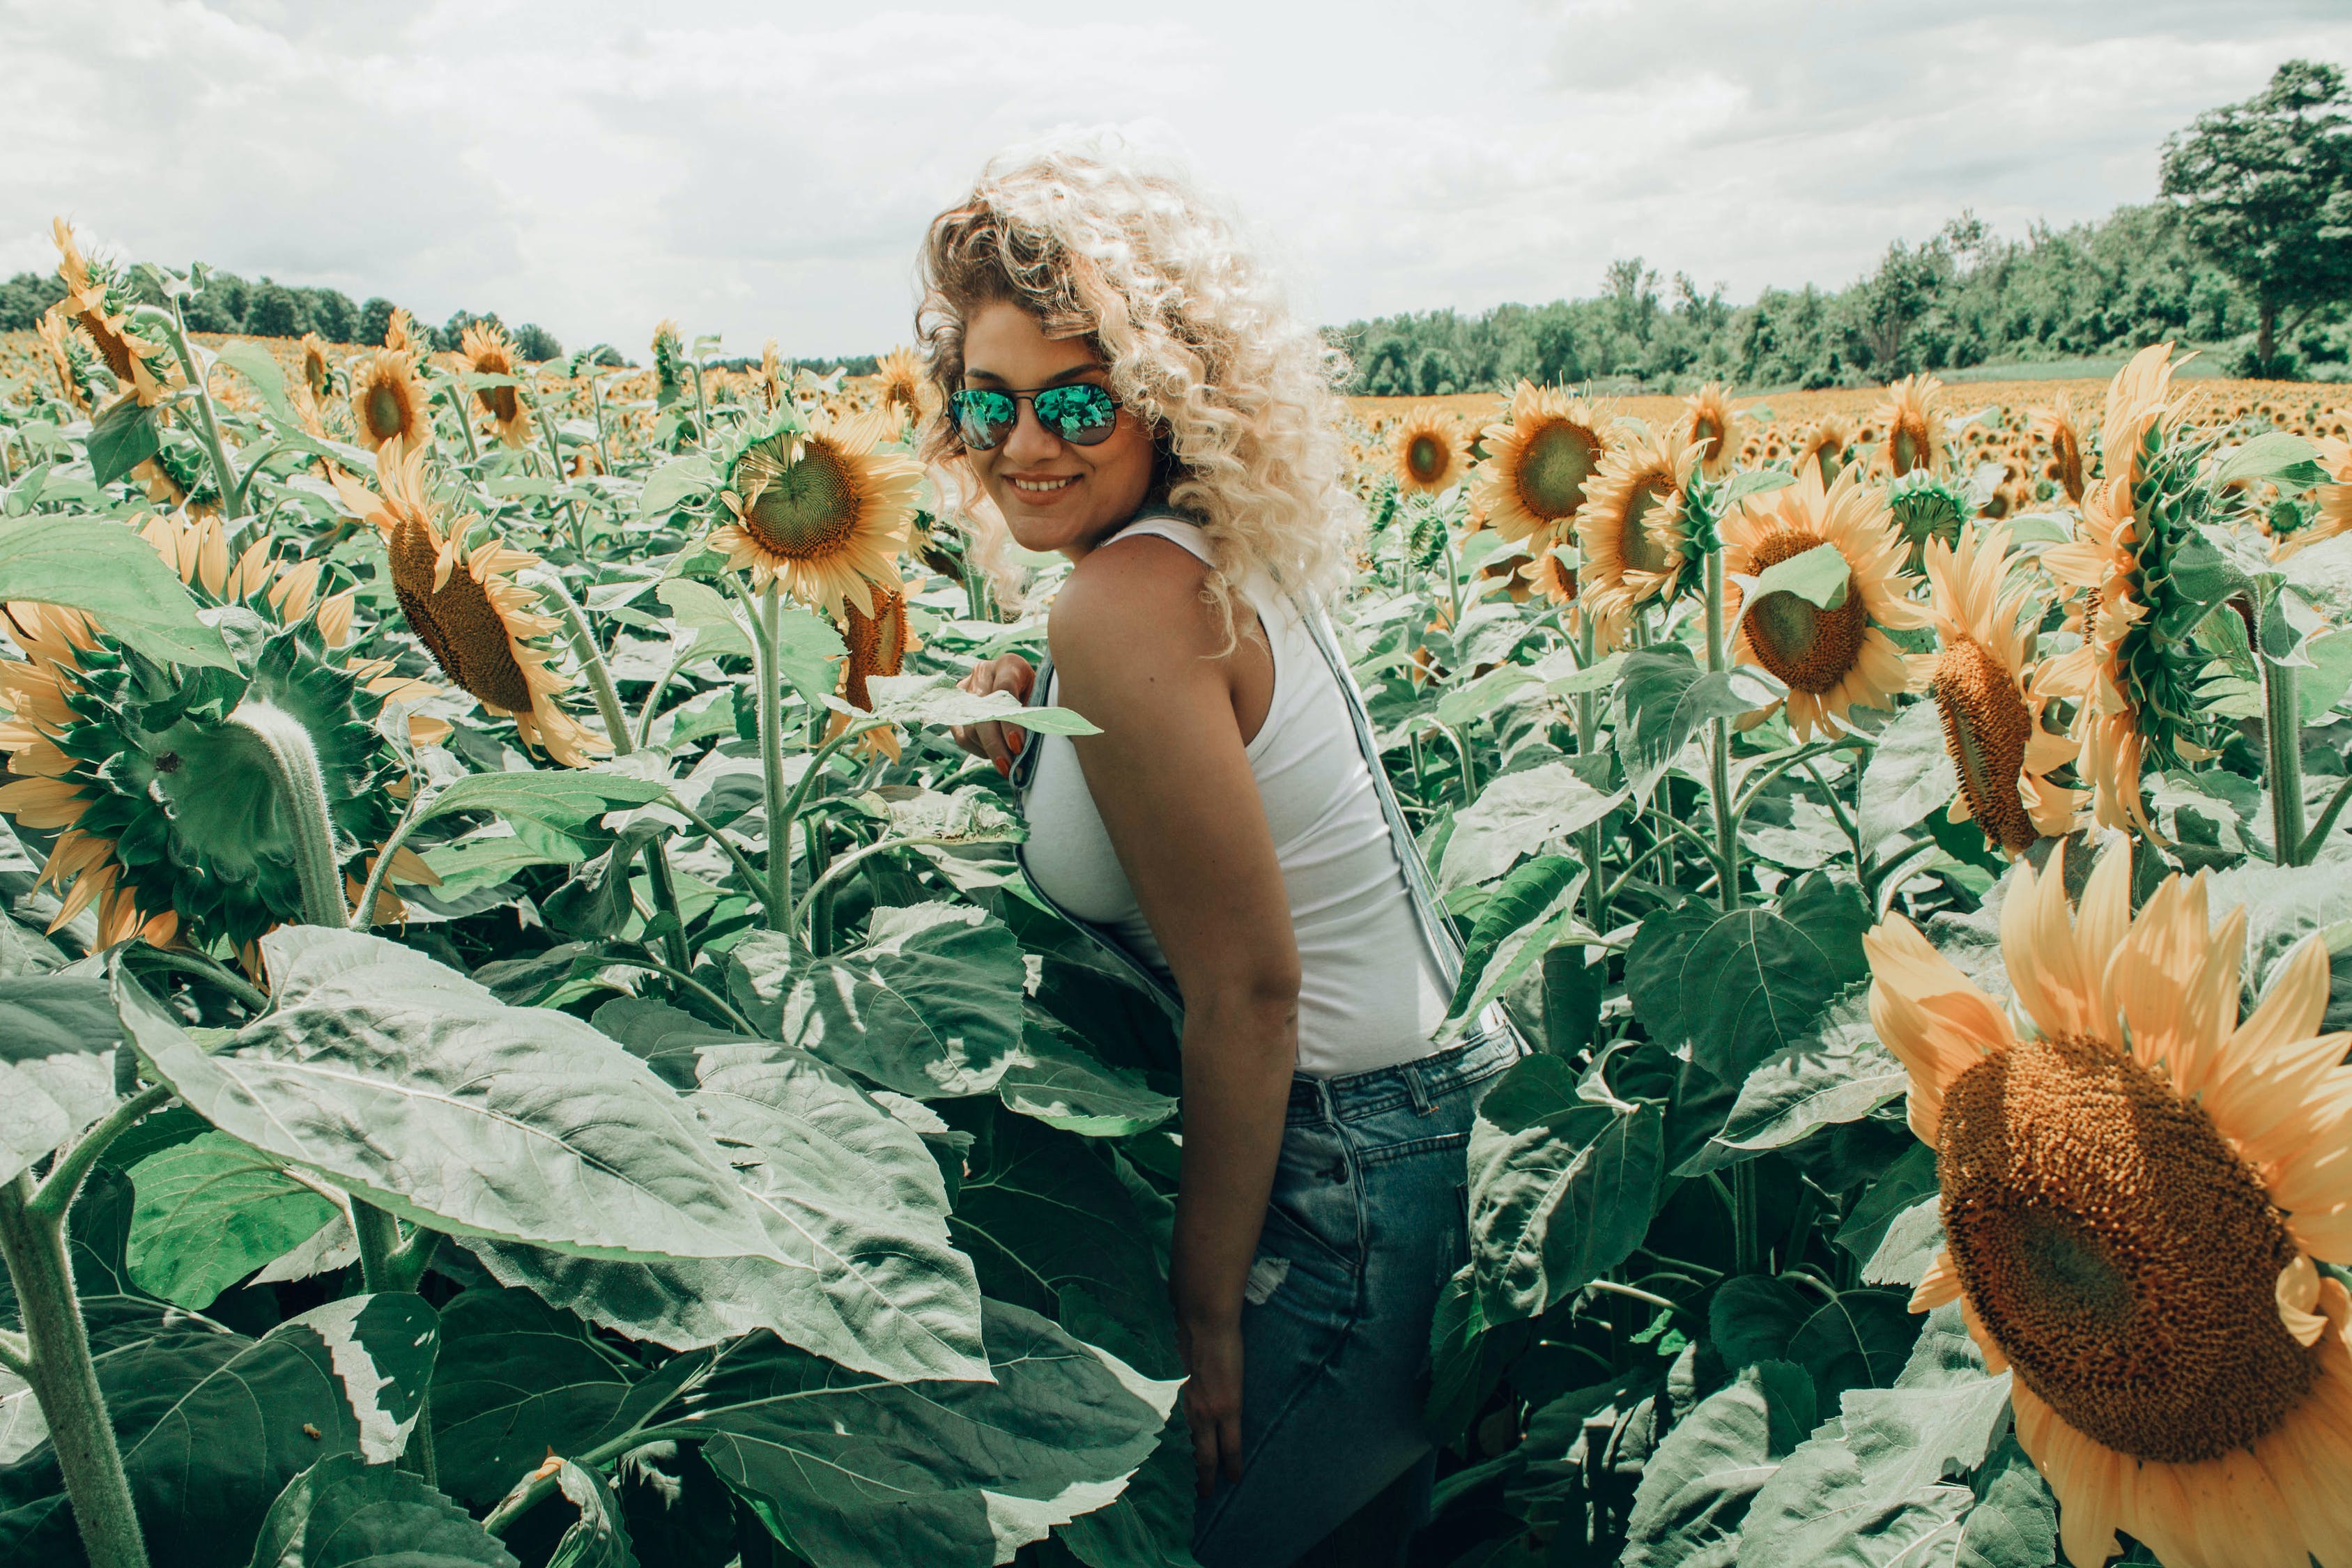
[1405,1058,1434,1116]
[1314,1075,1337,1127]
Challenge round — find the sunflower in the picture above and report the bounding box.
[0,521,417,949]
[1874,373,1945,477]
[1519,542,1578,606]
[382,307,420,355]
[1920,522,2079,854]
[33,307,97,413]
[460,321,531,448]
[1471,383,1615,549]
[875,346,927,424]
[1392,405,1467,495]
[333,447,605,767]
[1886,469,1975,575]
[758,339,785,410]
[712,410,922,617]
[1574,422,1702,647]
[1796,416,1849,487]
[653,318,689,411]
[2031,397,2087,504]
[1868,847,2352,1568]
[50,220,173,407]
[2038,346,2207,836]
[2287,437,2352,558]
[826,583,921,760]
[349,348,431,454]
[1677,382,1739,480]
[1721,466,1928,739]
[300,332,335,401]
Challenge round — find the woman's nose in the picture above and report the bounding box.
[1000,401,1062,464]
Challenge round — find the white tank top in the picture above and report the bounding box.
[1018,516,1454,1076]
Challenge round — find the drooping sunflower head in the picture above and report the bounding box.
[826,581,922,760]
[1571,422,1702,646]
[1919,522,2079,855]
[1721,466,1932,739]
[2029,396,2086,504]
[1796,416,1849,488]
[1886,468,1975,575]
[460,321,530,447]
[875,346,928,424]
[300,332,335,401]
[1867,846,2352,1568]
[335,446,605,767]
[34,307,101,413]
[712,410,923,617]
[652,318,688,410]
[49,218,173,407]
[1392,405,1467,496]
[1471,382,1615,548]
[758,339,784,408]
[1677,382,1739,479]
[1873,372,1945,477]
[349,349,431,454]
[381,307,420,355]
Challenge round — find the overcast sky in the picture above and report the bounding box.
[5,1,2347,359]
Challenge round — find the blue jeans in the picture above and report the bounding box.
[1192,1024,1519,1568]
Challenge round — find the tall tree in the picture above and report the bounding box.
[2161,59,2352,370]
[358,297,398,348]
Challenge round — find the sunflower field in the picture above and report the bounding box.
[1,222,2351,1568]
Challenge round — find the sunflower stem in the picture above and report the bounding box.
[1731,1162,1761,1275]
[689,362,713,453]
[443,371,482,465]
[121,944,270,1014]
[532,389,590,558]
[158,301,245,523]
[2298,771,2352,863]
[754,583,796,932]
[27,1083,173,1229]
[1702,549,1741,911]
[1572,619,1610,935]
[0,1172,150,1568]
[349,1200,403,1294]
[231,700,349,929]
[2263,652,2307,867]
[640,840,696,977]
[532,572,631,759]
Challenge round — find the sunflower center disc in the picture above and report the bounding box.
[1620,482,1677,576]
[1939,1034,2318,1463]
[743,440,860,559]
[1742,528,1863,693]
[1934,637,2035,852]
[366,384,408,442]
[1407,435,1446,486]
[1516,421,1598,522]
[386,518,537,714]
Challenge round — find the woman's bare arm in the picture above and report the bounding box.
[1048,535,1296,1498]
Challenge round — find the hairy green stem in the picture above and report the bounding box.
[1702,549,1740,912]
[484,1422,700,1537]
[531,572,630,759]
[231,700,348,928]
[158,305,245,522]
[2300,771,2352,863]
[119,945,268,1014]
[348,790,426,935]
[350,1201,403,1295]
[790,834,957,932]
[0,1174,150,1568]
[2264,654,2307,867]
[599,955,757,1034]
[756,585,792,929]
[660,793,768,911]
[29,1083,172,1229]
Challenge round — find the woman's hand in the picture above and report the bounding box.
[1176,1311,1246,1498]
[951,652,1034,774]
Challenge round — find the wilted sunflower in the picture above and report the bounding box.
[0,520,419,948]
[1795,416,1849,487]
[1868,847,2352,1568]
[299,332,335,401]
[1472,382,1614,549]
[335,447,605,767]
[827,583,921,760]
[2039,344,2206,836]
[382,307,420,354]
[1920,522,2079,854]
[1392,405,1467,496]
[875,346,927,424]
[758,339,785,410]
[1721,466,1928,738]
[1575,422,1702,646]
[1677,382,1739,480]
[460,321,531,449]
[652,318,689,411]
[712,410,923,617]
[50,219,173,407]
[1874,373,1945,477]
[2031,397,2087,504]
[349,348,431,454]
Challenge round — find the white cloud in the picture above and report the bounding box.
[1,0,2345,355]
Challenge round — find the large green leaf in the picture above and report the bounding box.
[1622,1362,1813,1568]
[1743,541,1851,610]
[1054,1410,1200,1568]
[128,1132,339,1309]
[116,927,782,1266]
[997,1019,1177,1137]
[1615,645,1785,805]
[470,1003,985,1380]
[1953,1439,2056,1568]
[212,341,300,431]
[544,1460,638,1568]
[0,1294,438,1568]
[1785,1290,1922,1413]
[1627,873,1872,1085]
[0,513,233,670]
[760,903,1027,1099]
[1854,700,1958,855]
[2208,858,2352,1031]
[1467,1054,1665,1324]
[1677,988,1900,1176]
[863,672,1102,737]
[1438,765,1623,889]
[247,1454,517,1568]
[1448,856,1583,1017]
[416,771,670,833]
[1709,1275,1813,1374]
[0,971,123,1185]
[686,1300,1174,1568]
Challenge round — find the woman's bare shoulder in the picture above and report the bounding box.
[1049,533,1219,675]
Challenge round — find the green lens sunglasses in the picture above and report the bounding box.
[948,383,1120,449]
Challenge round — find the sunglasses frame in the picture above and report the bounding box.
[948,382,1122,450]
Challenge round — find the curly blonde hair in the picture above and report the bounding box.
[915,139,1356,638]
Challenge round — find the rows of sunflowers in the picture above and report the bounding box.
[1,218,2351,1568]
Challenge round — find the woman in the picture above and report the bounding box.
[921,146,1519,1568]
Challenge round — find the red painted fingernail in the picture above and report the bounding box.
[994,757,1010,776]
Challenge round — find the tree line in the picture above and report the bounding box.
[1335,59,2351,394]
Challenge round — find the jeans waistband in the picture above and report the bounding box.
[1286,1022,1522,1125]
